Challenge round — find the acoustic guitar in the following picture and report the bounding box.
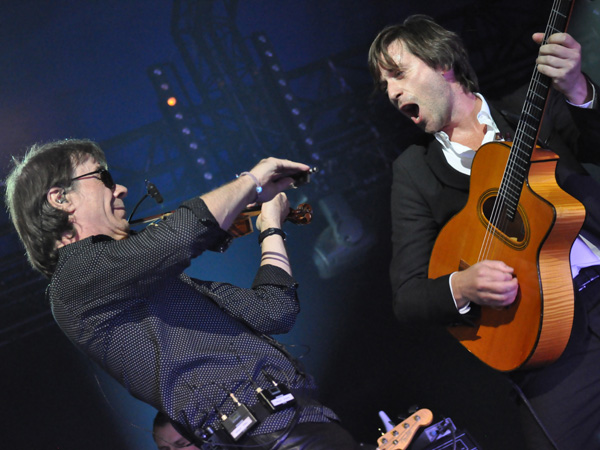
[428,0,585,372]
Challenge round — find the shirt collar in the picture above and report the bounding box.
[434,93,501,175]
[434,93,499,146]
[476,94,499,133]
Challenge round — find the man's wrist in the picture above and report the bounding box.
[237,171,263,202]
[258,227,286,245]
[566,76,596,109]
[449,272,471,314]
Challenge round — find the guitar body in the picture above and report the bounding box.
[428,141,585,371]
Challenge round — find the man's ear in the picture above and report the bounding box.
[47,187,70,210]
[440,67,456,82]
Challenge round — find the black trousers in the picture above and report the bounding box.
[201,422,376,450]
[512,267,600,450]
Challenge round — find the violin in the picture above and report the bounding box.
[228,203,313,237]
[129,203,313,238]
[129,167,317,237]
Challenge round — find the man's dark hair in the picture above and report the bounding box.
[368,14,479,93]
[153,411,171,430]
[153,411,196,446]
[4,139,107,278]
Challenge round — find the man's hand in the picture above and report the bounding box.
[202,157,309,230]
[533,32,592,105]
[451,260,519,309]
[248,157,310,203]
[256,193,289,232]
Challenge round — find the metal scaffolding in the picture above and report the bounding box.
[0,0,554,345]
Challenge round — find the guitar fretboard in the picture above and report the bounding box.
[498,0,575,221]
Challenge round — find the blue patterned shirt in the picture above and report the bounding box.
[48,196,338,438]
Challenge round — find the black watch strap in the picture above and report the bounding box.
[258,227,286,244]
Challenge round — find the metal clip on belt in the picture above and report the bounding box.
[574,265,600,292]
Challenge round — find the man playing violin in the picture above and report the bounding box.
[369,14,600,450]
[4,139,372,449]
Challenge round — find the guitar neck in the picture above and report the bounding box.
[501,0,575,220]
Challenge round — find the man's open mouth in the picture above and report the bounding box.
[401,103,420,123]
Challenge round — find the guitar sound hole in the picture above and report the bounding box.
[481,196,526,243]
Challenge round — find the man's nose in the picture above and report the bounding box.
[387,79,402,103]
[114,184,128,199]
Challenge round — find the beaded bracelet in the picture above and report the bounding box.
[258,227,286,244]
[237,171,262,201]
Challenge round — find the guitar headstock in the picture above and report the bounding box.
[377,409,433,450]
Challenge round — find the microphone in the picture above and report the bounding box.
[146,181,164,204]
[128,180,164,224]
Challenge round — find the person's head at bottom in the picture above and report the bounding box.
[153,411,200,450]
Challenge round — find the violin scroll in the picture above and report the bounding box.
[286,203,312,225]
[227,203,313,238]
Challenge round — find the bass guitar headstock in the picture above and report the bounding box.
[376,408,433,450]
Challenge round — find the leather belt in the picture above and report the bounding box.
[573,265,600,292]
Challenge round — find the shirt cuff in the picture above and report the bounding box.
[449,272,471,315]
[566,80,597,109]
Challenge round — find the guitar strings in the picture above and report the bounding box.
[477,0,565,263]
[481,0,563,254]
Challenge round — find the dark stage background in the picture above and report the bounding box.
[1,1,599,448]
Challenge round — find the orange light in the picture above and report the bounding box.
[167,97,177,107]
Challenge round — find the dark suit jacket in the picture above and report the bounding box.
[389,86,600,325]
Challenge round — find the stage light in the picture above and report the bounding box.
[147,63,215,186]
[312,193,375,279]
[251,32,315,151]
